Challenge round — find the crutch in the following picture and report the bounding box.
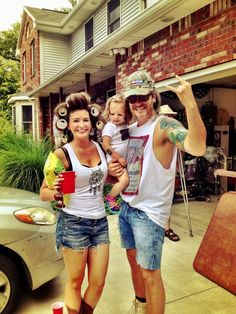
[177,149,193,237]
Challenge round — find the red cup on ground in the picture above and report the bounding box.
[60,171,75,194]
[51,301,64,314]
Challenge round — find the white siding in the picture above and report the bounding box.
[94,5,107,45]
[40,0,142,82]
[41,32,70,82]
[68,1,140,63]
[121,0,140,26]
[71,27,85,61]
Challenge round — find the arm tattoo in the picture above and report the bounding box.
[160,117,188,150]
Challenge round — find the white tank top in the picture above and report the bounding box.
[62,141,108,219]
[122,116,177,228]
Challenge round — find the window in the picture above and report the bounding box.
[30,40,36,76]
[22,52,26,83]
[26,23,30,38]
[85,18,94,51]
[22,105,32,134]
[143,0,157,9]
[106,88,116,99]
[107,0,120,35]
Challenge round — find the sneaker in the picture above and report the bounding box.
[129,299,147,314]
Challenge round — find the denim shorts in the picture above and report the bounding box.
[118,201,165,270]
[56,210,110,251]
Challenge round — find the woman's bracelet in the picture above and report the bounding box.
[106,148,113,156]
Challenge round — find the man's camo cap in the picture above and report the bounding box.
[124,70,155,98]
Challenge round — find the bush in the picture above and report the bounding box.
[0,112,12,135]
[0,132,52,193]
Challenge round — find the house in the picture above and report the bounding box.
[10,0,236,157]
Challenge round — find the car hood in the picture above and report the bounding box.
[0,187,56,245]
[0,186,52,212]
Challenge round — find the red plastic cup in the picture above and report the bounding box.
[60,171,75,194]
[51,301,64,314]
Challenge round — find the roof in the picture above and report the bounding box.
[24,6,67,25]
[17,6,68,53]
[17,1,107,51]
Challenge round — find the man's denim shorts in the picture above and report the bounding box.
[118,201,165,270]
[56,210,110,251]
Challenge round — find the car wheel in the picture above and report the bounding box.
[0,255,20,314]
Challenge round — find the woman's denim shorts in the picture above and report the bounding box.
[56,210,110,251]
[118,201,165,270]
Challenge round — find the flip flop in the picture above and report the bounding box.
[165,229,180,241]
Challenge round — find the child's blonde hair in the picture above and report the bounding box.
[103,94,132,123]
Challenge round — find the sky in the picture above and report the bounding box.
[0,0,72,31]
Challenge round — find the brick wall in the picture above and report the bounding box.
[116,0,236,91]
[20,15,40,92]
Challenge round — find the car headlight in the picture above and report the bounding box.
[14,207,57,225]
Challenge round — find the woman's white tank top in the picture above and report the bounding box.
[62,141,108,219]
[122,116,177,229]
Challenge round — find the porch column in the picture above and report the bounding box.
[85,73,90,94]
[59,87,64,102]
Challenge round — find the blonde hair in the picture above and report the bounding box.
[103,94,132,123]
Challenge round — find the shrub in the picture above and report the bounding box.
[0,132,52,193]
[0,111,13,135]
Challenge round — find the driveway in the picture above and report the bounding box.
[16,196,236,313]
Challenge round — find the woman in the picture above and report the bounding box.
[40,92,109,314]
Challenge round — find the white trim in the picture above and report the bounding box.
[21,104,33,134]
[107,0,121,36]
[40,32,45,83]
[84,15,94,52]
[8,95,35,104]
[155,60,236,92]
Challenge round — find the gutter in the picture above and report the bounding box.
[155,60,236,92]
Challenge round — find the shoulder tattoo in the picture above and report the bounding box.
[160,117,188,150]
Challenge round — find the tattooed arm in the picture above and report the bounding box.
[165,76,206,156]
[159,117,188,151]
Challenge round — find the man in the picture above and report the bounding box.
[110,70,206,314]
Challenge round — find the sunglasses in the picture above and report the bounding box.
[126,94,151,104]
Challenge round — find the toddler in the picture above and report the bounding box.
[102,94,131,211]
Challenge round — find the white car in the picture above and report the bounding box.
[0,187,64,314]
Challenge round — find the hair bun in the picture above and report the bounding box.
[66,92,91,109]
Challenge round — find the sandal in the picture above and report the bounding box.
[165,229,180,241]
[104,195,120,215]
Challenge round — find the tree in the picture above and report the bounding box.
[69,0,78,7]
[0,22,20,61]
[0,111,12,135]
[0,56,20,118]
[0,22,20,120]
[56,0,77,13]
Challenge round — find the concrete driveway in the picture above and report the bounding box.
[16,196,236,314]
